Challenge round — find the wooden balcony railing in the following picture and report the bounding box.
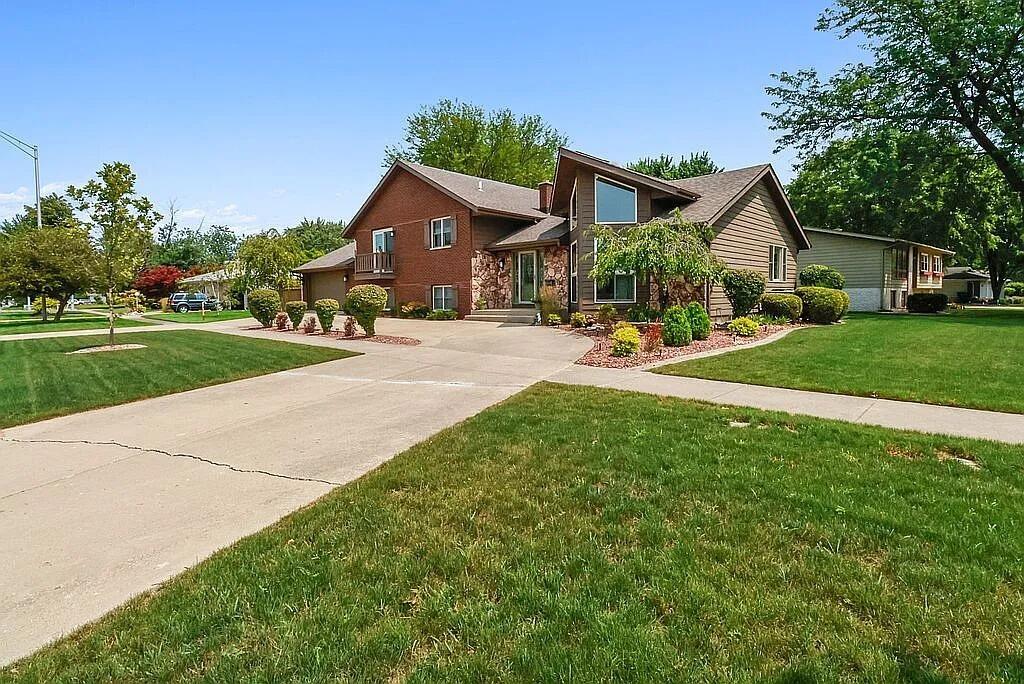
[355,251,395,275]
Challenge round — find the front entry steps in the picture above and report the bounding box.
[464,308,537,325]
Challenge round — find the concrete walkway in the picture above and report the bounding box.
[550,364,1024,444]
[0,319,590,664]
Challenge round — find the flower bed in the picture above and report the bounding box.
[325,332,421,346]
[573,323,796,369]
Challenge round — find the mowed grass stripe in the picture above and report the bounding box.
[0,330,356,428]
[5,383,1022,682]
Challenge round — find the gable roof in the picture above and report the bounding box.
[804,226,954,255]
[343,161,546,235]
[944,266,989,280]
[292,241,356,273]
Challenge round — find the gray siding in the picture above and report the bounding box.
[797,231,885,290]
[708,179,801,319]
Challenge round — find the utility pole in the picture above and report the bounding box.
[0,129,42,228]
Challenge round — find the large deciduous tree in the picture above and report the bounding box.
[0,224,100,320]
[286,217,347,260]
[237,230,303,298]
[765,0,1024,201]
[132,265,184,300]
[590,209,725,311]
[384,100,568,187]
[68,162,161,346]
[627,152,723,180]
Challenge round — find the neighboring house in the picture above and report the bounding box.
[797,227,953,312]
[333,147,810,321]
[178,266,238,301]
[942,266,993,303]
[293,242,356,306]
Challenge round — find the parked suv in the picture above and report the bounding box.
[168,292,222,313]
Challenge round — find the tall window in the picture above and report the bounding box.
[919,253,930,274]
[593,239,636,303]
[933,255,942,274]
[769,245,789,282]
[569,181,577,231]
[430,217,453,249]
[595,176,637,224]
[890,245,909,279]
[432,285,455,311]
[569,241,578,304]
[383,287,395,311]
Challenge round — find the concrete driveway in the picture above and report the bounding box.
[0,319,591,664]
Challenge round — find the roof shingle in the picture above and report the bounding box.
[668,165,770,223]
[404,162,547,219]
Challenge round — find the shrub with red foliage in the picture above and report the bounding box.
[132,265,184,299]
[642,323,663,353]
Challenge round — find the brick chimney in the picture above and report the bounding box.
[538,181,553,214]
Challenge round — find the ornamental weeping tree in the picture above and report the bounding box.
[68,163,160,347]
[590,209,724,312]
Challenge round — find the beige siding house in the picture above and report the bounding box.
[797,227,953,311]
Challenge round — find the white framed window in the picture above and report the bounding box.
[432,285,455,311]
[919,253,930,274]
[430,217,453,249]
[933,255,942,274]
[569,241,579,304]
[594,175,637,224]
[593,238,636,303]
[372,227,394,253]
[569,180,578,231]
[769,245,789,282]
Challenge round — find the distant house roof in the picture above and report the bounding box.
[179,266,238,284]
[487,216,568,249]
[943,266,989,280]
[292,242,356,273]
[804,227,954,255]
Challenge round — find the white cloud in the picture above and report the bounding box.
[0,186,30,220]
[175,202,258,229]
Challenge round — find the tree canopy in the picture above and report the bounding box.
[765,0,1024,200]
[286,217,347,260]
[627,152,724,180]
[1,193,79,236]
[591,209,724,311]
[384,100,568,188]
[237,230,304,295]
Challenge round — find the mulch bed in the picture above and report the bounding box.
[324,332,421,346]
[572,324,797,369]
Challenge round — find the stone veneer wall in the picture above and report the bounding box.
[648,277,703,308]
[541,246,569,308]
[471,250,512,310]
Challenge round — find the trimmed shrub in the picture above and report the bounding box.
[570,311,587,328]
[426,308,458,320]
[248,289,281,327]
[343,316,356,337]
[684,302,712,341]
[626,303,657,323]
[274,311,289,330]
[547,313,563,326]
[314,298,340,332]
[796,286,850,324]
[907,292,948,313]
[642,323,663,352]
[344,284,388,335]
[722,269,766,317]
[301,316,318,334]
[596,303,617,325]
[610,322,640,357]
[399,301,430,319]
[285,300,307,329]
[661,305,692,347]
[799,264,846,290]
[760,293,803,321]
[728,316,759,337]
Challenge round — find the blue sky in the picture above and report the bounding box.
[0,1,862,234]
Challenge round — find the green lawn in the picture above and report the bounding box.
[655,307,1024,414]
[0,316,153,336]
[6,383,1022,682]
[146,309,253,324]
[0,330,355,428]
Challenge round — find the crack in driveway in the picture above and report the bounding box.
[0,437,344,492]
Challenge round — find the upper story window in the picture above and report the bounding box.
[919,252,930,274]
[933,255,942,274]
[769,245,789,282]
[430,217,453,249]
[595,176,637,224]
[569,181,577,231]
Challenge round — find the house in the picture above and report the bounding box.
[942,266,993,303]
[796,227,953,312]
[304,147,809,321]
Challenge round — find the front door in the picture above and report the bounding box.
[517,251,537,305]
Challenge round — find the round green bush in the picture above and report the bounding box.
[248,289,281,327]
[798,264,846,290]
[570,311,587,328]
[727,316,759,337]
[795,286,851,324]
[661,305,692,347]
[426,308,458,320]
[906,292,948,313]
[760,293,803,321]
[313,298,340,332]
[344,285,389,335]
[284,300,307,329]
[610,322,641,357]
[684,302,712,341]
[722,269,766,317]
